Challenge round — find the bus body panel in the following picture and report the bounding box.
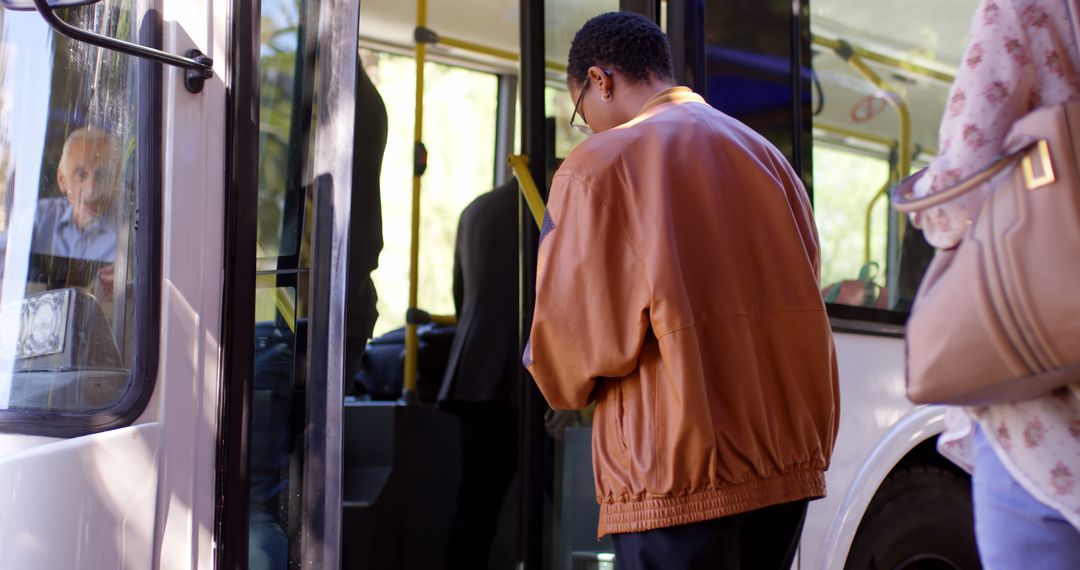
[143,15,227,570]
[801,331,948,568]
[0,423,160,568]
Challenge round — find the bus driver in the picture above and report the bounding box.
[30,127,120,298]
[33,127,119,263]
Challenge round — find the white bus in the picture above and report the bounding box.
[0,0,978,568]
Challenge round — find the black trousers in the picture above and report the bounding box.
[611,499,809,570]
[445,404,518,570]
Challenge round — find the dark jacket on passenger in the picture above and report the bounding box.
[438,182,522,409]
[345,63,387,347]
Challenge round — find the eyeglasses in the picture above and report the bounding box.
[569,69,612,136]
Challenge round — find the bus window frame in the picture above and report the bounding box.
[0,0,162,437]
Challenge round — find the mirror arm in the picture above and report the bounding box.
[30,0,213,93]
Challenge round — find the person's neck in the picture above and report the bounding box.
[616,80,678,124]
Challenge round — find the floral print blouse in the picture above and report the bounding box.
[912,0,1080,529]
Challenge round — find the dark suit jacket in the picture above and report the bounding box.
[438,182,521,408]
[345,63,387,345]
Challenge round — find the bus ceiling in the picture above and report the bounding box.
[0,0,213,93]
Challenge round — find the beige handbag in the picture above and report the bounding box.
[891,99,1080,405]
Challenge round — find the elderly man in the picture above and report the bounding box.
[32,127,119,263]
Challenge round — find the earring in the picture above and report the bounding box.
[602,90,612,102]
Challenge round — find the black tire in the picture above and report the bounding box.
[845,465,981,570]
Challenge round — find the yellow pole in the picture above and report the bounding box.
[508,154,546,229]
[863,182,889,264]
[404,0,427,398]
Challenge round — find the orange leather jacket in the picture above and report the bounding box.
[525,88,839,537]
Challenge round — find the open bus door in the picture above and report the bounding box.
[217,0,368,568]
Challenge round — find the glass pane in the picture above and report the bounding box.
[257,0,307,263]
[704,0,799,163]
[250,1,312,568]
[363,49,498,337]
[250,276,305,570]
[0,1,142,412]
[810,0,974,309]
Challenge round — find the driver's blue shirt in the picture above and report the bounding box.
[31,197,117,262]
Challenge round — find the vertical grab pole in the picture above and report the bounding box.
[404,0,428,400]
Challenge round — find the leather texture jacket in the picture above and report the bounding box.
[525,87,840,537]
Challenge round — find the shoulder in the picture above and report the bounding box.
[34,197,70,223]
[460,181,518,226]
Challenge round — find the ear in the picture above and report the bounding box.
[56,167,68,195]
[588,65,613,93]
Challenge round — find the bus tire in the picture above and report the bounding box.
[844,464,980,570]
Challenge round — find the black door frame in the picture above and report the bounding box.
[216,0,260,566]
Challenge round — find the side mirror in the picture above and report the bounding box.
[0,0,98,10]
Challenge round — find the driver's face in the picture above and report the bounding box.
[57,139,117,229]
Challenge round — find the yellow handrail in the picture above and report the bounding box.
[508,154,545,229]
[435,33,568,73]
[863,181,890,265]
[812,36,954,84]
[840,51,912,180]
[404,0,428,398]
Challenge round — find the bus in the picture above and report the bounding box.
[0,0,979,568]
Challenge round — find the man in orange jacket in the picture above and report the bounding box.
[524,12,839,569]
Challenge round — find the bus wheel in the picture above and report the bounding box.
[845,464,980,570]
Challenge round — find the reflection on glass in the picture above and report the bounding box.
[258,0,305,263]
[0,1,141,412]
[250,1,310,568]
[704,0,799,163]
[810,0,976,309]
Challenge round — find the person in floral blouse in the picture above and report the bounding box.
[911,0,1080,566]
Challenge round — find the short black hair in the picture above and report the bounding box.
[567,12,674,84]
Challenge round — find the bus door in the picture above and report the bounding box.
[218,0,363,568]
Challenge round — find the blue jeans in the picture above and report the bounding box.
[973,426,1080,570]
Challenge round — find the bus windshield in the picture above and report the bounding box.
[0,1,143,414]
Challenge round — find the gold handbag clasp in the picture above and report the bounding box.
[1022,140,1055,190]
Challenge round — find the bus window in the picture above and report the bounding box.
[810,0,975,313]
[0,0,151,421]
[361,49,498,337]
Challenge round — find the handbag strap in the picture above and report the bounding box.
[1070,0,1080,63]
[891,143,1033,213]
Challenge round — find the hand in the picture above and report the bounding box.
[95,264,115,302]
[544,408,584,440]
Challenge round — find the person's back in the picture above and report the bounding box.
[439,181,520,407]
[439,182,521,570]
[533,86,837,533]
[525,12,837,569]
